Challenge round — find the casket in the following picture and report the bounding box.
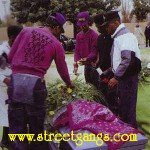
[48,126,148,150]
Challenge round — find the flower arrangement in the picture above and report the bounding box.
[45,78,106,115]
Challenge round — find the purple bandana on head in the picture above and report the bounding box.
[77,11,90,27]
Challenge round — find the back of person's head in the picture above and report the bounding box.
[7,25,23,39]
[45,13,66,38]
[93,14,108,34]
[103,11,121,35]
[93,13,104,25]
[7,25,23,46]
[46,15,60,28]
[104,11,121,23]
[45,13,66,32]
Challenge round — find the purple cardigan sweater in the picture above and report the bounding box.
[8,27,71,85]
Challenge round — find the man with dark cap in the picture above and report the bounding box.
[73,11,99,88]
[46,12,66,40]
[7,13,73,150]
[102,11,141,128]
[93,14,118,114]
[93,14,113,72]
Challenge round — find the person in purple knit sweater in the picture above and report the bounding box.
[73,11,100,88]
[7,13,73,150]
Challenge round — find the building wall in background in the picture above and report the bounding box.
[0,27,7,41]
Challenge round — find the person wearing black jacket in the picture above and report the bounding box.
[94,16,113,72]
[93,14,118,115]
[145,23,150,47]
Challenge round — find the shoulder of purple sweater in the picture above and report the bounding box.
[76,31,83,38]
[90,28,99,37]
[23,27,46,33]
[18,27,34,36]
[23,27,33,31]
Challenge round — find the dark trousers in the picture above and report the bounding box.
[7,78,49,150]
[84,66,100,89]
[118,74,138,128]
[146,36,150,47]
[1,127,9,147]
[105,87,118,115]
[99,82,118,115]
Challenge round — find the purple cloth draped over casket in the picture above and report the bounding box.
[53,99,140,150]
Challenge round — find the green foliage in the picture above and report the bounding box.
[137,80,150,150]
[0,19,6,27]
[11,0,120,36]
[11,0,120,24]
[133,0,150,21]
[11,0,49,23]
[46,79,106,112]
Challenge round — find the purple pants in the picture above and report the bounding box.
[118,74,139,128]
[7,75,49,150]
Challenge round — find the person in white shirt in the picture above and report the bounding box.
[102,11,141,128]
[0,25,23,149]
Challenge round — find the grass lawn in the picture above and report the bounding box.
[137,48,150,149]
[137,81,150,150]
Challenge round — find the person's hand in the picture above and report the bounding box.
[73,62,78,75]
[102,78,109,84]
[3,77,11,86]
[79,58,88,65]
[81,58,87,61]
[73,67,78,75]
[78,58,88,65]
[91,62,97,67]
[67,82,75,89]
[108,77,118,89]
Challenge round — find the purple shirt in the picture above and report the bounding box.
[74,28,98,62]
[8,27,71,85]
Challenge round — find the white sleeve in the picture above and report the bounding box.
[118,34,135,51]
[0,42,10,55]
[118,34,141,60]
[0,74,5,82]
[0,42,10,83]
[0,45,4,55]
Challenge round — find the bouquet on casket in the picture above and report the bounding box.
[45,76,106,118]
